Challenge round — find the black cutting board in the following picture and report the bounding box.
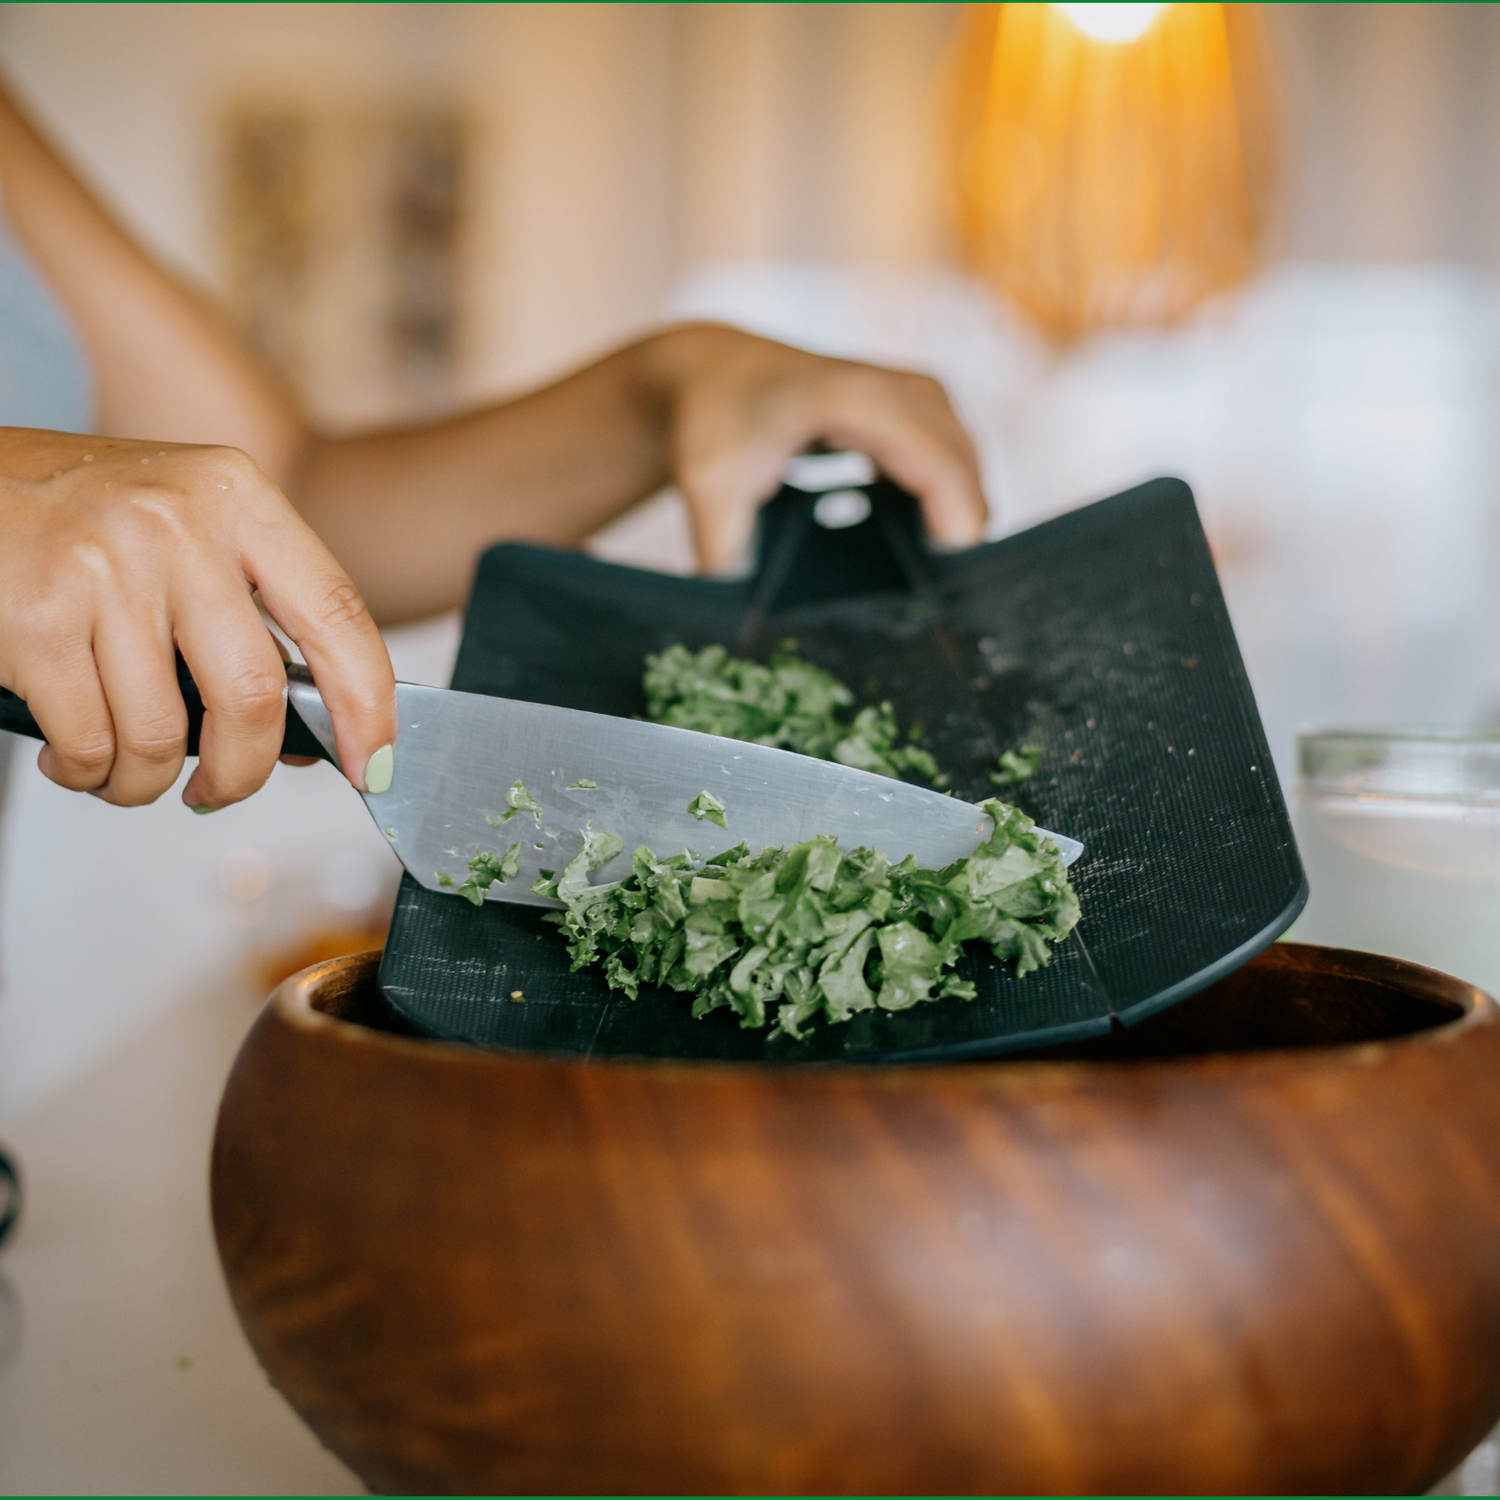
[377,476,1306,1062]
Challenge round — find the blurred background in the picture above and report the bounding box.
[5,1,1500,1120]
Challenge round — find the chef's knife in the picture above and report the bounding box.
[0,661,1082,906]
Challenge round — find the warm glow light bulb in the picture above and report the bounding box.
[1054,3,1166,44]
[949,2,1276,342]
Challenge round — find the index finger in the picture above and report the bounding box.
[240,506,396,792]
[822,373,989,548]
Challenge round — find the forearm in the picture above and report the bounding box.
[295,334,683,624]
[294,320,989,624]
[0,78,309,484]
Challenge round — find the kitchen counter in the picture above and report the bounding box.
[0,978,359,1495]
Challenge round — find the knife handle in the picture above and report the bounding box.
[0,656,335,762]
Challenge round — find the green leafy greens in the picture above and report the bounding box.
[991,746,1043,786]
[686,790,728,828]
[643,642,942,784]
[532,799,1079,1039]
[450,643,1077,1039]
[452,844,522,906]
[487,780,543,827]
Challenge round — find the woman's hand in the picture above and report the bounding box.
[643,325,990,572]
[293,324,992,622]
[0,428,396,810]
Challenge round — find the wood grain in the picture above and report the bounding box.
[211,945,1500,1494]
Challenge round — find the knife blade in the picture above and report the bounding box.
[284,668,1083,909]
[0,661,1082,906]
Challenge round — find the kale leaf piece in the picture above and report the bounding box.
[686,790,728,828]
[457,844,521,906]
[531,822,623,905]
[532,799,1079,1039]
[991,746,1043,786]
[643,642,941,784]
[488,780,543,827]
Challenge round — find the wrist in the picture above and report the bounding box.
[632,322,744,400]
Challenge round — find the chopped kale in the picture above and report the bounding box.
[509,781,544,823]
[643,642,941,784]
[475,644,1077,1037]
[488,780,544,827]
[991,746,1043,786]
[567,779,599,790]
[533,822,622,902]
[536,799,1078,1039]
[686,790,728,828]
[457,843,522,906]
[436,872,454,887]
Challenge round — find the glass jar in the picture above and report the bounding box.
[1292,730,1500,1000]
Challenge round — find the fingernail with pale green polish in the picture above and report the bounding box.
[192,805,216,815]
[364,744,394,795]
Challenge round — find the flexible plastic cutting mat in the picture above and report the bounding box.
[377,476,1306,1062]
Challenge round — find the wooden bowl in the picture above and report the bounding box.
[211,944,1500,1495]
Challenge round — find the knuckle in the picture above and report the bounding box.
[312,577,372,633]
[215,664,286,726]
[111,487,193,547]
[209,444,255,475]
[9,590,77,654]
[206,445,269,493]
[118,717,187,767]
[55,728,115,779]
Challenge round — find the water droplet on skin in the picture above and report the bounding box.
[140,458,149,464]
[83,454,93,461]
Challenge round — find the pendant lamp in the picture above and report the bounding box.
[947,3,1278,344]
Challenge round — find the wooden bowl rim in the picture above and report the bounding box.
[263,943,1500,1084]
